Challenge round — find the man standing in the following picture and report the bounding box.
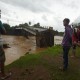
[61,18,73,71]
[0,20,6,79]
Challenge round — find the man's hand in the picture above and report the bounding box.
[73,41,77,45]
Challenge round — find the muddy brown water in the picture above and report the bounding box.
[2,36,36,65]
[2,35,63,65]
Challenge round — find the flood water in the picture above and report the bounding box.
[3,36,36,65]
[54,36,63,45]
[2,35,63,65]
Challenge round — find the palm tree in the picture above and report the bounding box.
[29,22,31,26]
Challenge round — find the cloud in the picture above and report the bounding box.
[0,1,10,16]
[0,0,51,13]
[0,0,80,31]
[42,15,48,21]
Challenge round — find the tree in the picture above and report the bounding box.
[29,22,31,26]
[33,23,40,28]
[3,23,10,31]
[37,23,40,27]
[24,23,29,27]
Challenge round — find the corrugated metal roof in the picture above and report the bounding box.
[34,28,47,32]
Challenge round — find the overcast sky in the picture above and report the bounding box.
[0,0,80,31]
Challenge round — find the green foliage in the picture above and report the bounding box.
[3,23,11,31]
[33,23,40,28]
[29,22,31,25]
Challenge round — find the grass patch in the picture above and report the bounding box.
[6,45,80,80]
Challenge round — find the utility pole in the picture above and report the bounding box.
[0,9,1,19]
[7,19,9,24]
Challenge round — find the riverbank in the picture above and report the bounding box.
[6,46,80,80]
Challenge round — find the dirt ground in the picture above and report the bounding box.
[4,54,80,80]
